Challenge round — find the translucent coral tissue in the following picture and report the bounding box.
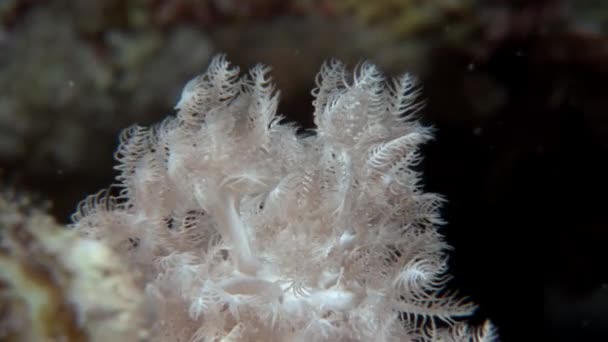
[70,55,498,341]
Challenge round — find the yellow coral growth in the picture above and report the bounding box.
[337,0,473,38]
[0,194,149,341]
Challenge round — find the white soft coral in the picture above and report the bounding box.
[71,55,497,341]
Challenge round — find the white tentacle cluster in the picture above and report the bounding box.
[71,55,497,341]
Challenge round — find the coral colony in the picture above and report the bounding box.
[65,55,496,341]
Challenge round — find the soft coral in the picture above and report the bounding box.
[71,55,497,341]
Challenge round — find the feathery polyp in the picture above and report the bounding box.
[71,55,497,341]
